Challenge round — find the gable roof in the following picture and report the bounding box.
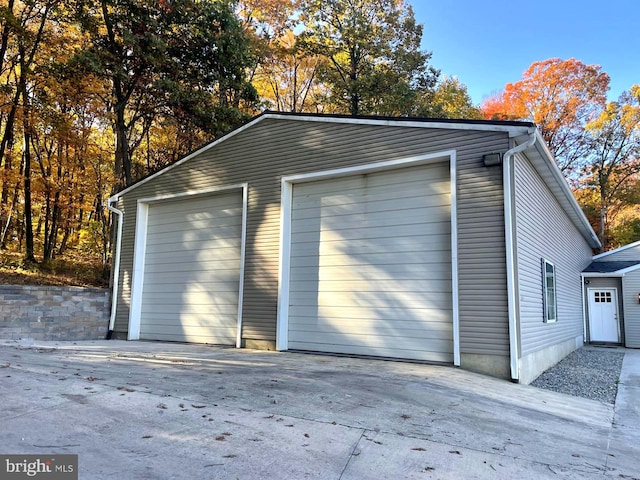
[107,111,599,248]
[592,240,640,260]
[583,260,640,274]
[108,112,535,202]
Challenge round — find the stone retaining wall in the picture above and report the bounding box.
[0,285,110,341]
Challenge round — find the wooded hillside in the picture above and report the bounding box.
[0,0,637,285]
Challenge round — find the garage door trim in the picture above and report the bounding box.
[128,184,248,347]
[276,151,460,365]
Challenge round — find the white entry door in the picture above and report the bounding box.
[588,289,620,343]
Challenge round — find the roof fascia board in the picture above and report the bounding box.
[582,272,625,278]
[593,240,640,259]
[263,112,532,135]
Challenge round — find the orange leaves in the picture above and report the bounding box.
[481,58,610,173]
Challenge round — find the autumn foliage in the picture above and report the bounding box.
[482,59,640,250]
[0,0,637,281]
[482,58,610,174]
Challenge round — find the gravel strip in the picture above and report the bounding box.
[531,347,625,404]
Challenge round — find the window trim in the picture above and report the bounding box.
[542,258,557,323]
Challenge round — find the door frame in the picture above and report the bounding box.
[276,149,460,365]
[128,184,248,347]
[587,287,621,343]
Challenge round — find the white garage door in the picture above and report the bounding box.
[288,162,453,362]
[139,191,243,344]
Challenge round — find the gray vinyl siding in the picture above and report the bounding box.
[514,153,593,356]
[622,270,640,347]
[113,118,510,354]
[597,244,640,261]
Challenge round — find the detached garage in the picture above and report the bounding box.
[108,112,601,384]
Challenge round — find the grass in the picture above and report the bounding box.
[0,251,109,288]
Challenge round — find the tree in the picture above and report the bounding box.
[297,0,439,116]
[578,86,640,250]
[0,0,63,262]
[481,58,610,174]
[78,0,257,189]
[417,76,482,119]
[252,30,326,112]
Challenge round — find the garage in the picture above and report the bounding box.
[286,162,454,363]
[138,190,244,344]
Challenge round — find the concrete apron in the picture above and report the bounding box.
[0,340,637,479]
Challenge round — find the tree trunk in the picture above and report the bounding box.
[21,79,35,263]
[114,102,132,188]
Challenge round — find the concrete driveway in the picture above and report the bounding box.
[1,340,638,479]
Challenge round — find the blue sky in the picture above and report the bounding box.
[411,0,639,105]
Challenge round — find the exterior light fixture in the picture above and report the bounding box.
[482,153,502,167]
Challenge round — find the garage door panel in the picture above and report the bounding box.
[289,341,454,363]
[141,283,239,297]
[146,196,241,219]
[144,259,242,274]
[147,221,241,240]
[145,233,242,248]
[288,162,453,362]
[290,236,448,256]
[142,317,238,331]
[290,291,453,310]
[139,330,236,344]
[289,307,452,324]
[147,207,240,226]
[290,279,452,294]
[289,326,454,342]
[138,303,239,316]
[144,243,241,259]
[142,271,239,286]
[293,166,449,198]
[290,249,450,267]
[292,225,450,245]
[293,194,450,221]
[139,191,242,344]
[292,207,446,233]
[290,262,451,282]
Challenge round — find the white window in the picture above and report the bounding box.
[542,259,557,323]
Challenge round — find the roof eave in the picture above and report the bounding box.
[525,130,601,249]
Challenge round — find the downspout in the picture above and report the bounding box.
[503,129,537,382]
[106,198,124,339]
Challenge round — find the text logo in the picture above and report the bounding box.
[0,455,77,480]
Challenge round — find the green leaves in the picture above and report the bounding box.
[297,0,438,116]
